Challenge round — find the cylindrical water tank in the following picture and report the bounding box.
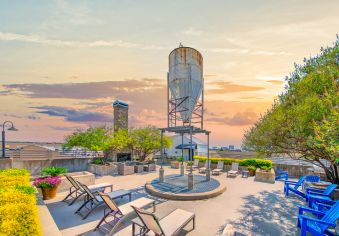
[168,46,203,124]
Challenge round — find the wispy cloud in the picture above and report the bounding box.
[33,106,111,123]
[207,111,258,126]
[0,32,167,50]
[206,81,265,94]
[182,27,203,36]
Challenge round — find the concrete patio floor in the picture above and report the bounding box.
[46,166,306,236]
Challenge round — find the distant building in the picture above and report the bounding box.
[113,100,129,131]
[166,134,207,160]
[221,146,229,151]
[228,145,235,151]
[209,146,220,151]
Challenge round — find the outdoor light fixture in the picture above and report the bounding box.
[2,121,18,158]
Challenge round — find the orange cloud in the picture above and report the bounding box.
[266,80,284,85]
[206,81,265,94]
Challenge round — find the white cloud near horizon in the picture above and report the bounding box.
[0,31,294,56]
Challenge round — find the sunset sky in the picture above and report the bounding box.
[1,0,338,147]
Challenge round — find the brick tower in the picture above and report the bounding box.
[113,100,128,131]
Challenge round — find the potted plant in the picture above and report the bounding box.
[33,167,67,200]
[247,166,256,176]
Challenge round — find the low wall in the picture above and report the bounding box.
[58,171,95,192]
[0,157,91,176]
[88,163,117,176]
[275,163,322,179]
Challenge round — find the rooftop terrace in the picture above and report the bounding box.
[43,166,316,236]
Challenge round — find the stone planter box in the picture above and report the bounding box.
[144,163,156,172]
[255,168,275,183]
[171,161,180,169]
[118,163,135,175]
[58,171,95,192]
[88,163,117,176]
[134,164,144,173]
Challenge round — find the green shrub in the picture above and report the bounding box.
[261,166,272,171]
[42,167,67,176]
[176,157,184,162]
[193,156,272,169]
[92,158,104,165]
[0,169,42,235]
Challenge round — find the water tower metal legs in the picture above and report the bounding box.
[180,163,185,176]
[206,169,211,181]
[159,167,164,183]
[159,129,164,183]
[188,173,194,190]
[206,131,211,181]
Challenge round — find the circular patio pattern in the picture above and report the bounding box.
[145,174,226,200]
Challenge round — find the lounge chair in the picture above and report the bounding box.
[274,166,289,181]
[297,201,339,236]
[198,160,211,173]
[306,184,337,207]
[132,206,195,236]
[227,162,239,177]
[284,176,306,198]
[62,175,113,205]
[75,183,132,220]
[212,161,224,175]
[186,159,199,171]
[94,192,155,231]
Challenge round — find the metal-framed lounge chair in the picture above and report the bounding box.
[94,192,155,231]
[212,161,224,175]
[284,176,306,198]
[75,183,131,220]
[306,184,337,207]
[227,162,239,177]
[187,159,199,171]
[274,166,289,181]
[62,175,113,205]
[198,160,211,173]
[297,201,339,236]
[132,206,195,236]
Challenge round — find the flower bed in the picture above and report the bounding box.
[0,169,42,235]
[193,156,272,169]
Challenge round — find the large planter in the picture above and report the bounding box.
[134,164,144,173]
[171,161,180,169]
[255,168,275,183]
[41,186,58,200]
[118,163,135,175]
[88,163,117,176]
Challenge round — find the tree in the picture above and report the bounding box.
[63,126,128,164]
[243,37,339,183]
[129,126,172,161]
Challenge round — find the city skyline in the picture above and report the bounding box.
[1,0,339,146]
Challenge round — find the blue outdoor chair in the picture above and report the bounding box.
[284,176,307,198]
[306,184,337,201]
[274,166,289,181]
[303,175,321,190]
[307,184,337,208]
[297,201,339,236]
[310,198,337,212]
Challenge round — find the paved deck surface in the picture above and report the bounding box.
[46,166,308,236]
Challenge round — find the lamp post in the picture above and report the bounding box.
[2,121,18,158]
